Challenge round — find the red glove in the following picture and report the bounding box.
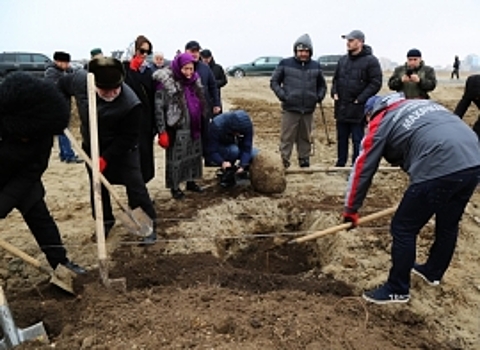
[99,157,107,173]
[129,55,144,71]
[157,132,169,148]
[343,212,359,230]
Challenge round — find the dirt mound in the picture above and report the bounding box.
[250,150,286,194]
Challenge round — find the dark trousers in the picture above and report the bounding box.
[86,148,156,225]
[335,121,364,166]
[451,69,459,79]
[386,167,480,294]
[21,199,68,268]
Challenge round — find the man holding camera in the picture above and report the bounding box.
[388,49,437,99]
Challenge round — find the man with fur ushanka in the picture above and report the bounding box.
[343,93,480,304]
[45,51,83,164]
[57,57,157,245]
[270,33,327,169]
[0,72,86,275]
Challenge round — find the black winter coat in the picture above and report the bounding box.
[124,63,157,183]
[58,70,142,170]
[0,135,52,218]
[331,45,382,123]
[270,57,327,114]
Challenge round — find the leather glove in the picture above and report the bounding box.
[99,157,107,173]
[157,132,169,148]
[343,212,359,230]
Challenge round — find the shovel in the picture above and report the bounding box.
[0,239,74,295]
[63,130,153,238]
[0,286,49,349]
[289,206,398,244]
[86,72,126,292]
[319,102,334,146]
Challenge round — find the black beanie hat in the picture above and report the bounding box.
[407,49,422,58]
[200,49,212,58]
[88,57,125,89]
[0,72,69,138]
[53,51,71,62]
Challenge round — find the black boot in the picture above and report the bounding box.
[186,181,204,193]
[139,231,157,246]
[299,158,310,168]
[60,260,87,274]
[171,188,185,200]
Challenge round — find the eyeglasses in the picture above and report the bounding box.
[138,48,151,55]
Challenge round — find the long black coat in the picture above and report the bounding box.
[124,64,157,183]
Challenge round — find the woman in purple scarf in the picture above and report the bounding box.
[152,53,206,199]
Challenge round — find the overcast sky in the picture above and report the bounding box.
[1,0,479,67]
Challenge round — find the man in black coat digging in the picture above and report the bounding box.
[58,58,157,245]
[0,72,86,274]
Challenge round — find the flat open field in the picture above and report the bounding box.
[2,75,480,349]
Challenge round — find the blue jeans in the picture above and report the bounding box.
[335,121,364,166]
[219,144,258,165]
[58,133,76,161]
[386,167,480,294]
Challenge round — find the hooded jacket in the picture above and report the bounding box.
[207,58,227,90]
[388,61,437,99]
[270,34,326,114]
[344,94,480,213]
[0,73,69,217]
[331,45,382,123]
[207,110,254,167]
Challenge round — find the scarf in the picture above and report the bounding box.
[171,53,202,139]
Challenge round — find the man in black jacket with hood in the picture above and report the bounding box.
[0,72,86,275]
[331,30,382,167]
[271,33,327,168]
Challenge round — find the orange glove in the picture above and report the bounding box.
[99,157,107,173]
[157,132,169,148]
[343,212,359,230]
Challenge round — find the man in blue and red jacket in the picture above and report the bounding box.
[344,93,480,304]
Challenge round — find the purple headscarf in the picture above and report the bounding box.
[171,53,202,139]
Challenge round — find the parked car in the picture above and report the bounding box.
[317,54,343,76]
[0,52,52,82]
[226,56,283,78]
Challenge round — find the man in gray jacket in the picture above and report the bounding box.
[343,93,480,304]
[270,33,327,168]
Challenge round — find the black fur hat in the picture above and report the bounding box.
[53,51,71,62]
[88,57,125,89]
[0,72,69,138]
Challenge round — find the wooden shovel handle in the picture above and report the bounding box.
[0,239,51,274]
[63,129,130,214]
[291,206,398,244]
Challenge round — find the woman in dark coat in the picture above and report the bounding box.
[124,35,156,183]
[152,53,206,199]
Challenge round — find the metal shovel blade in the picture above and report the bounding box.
[49,264,75,295]
[117,207,153,237]
[0,292,48,349]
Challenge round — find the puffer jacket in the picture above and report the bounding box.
[270,34,326,114]
[331,45,382,123]
[388,61,437,99]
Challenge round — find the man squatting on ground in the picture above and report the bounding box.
[343,93,480,304]
[270,33,326,169]
[207,110,257,186]
[58,57,157,245]
[0,72,86,274]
